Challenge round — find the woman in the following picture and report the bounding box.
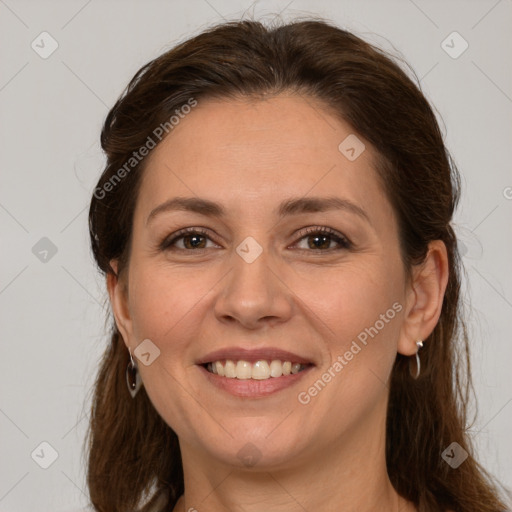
[86,17,508,512]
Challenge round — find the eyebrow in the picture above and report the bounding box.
[146,196,372,227]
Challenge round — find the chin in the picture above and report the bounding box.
[196,417,312,470]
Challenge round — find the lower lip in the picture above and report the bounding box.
[198,365,313,398]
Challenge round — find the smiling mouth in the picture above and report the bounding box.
[203,359,311,380]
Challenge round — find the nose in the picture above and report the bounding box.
[213,242,293,330]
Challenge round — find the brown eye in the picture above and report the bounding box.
[294,227,351,252]
[159,228,216,251]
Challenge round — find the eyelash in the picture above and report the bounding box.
[159,226,352,253]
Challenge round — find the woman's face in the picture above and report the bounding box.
[110,94,420,470]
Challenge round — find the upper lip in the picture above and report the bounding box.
[196,347,315,366]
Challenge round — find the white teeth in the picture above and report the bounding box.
[269,360,282,378]
[252,360,270,380]
[205,359,307,379]
[224,359,236,378]
[291,363,302,374]
[236,360,252,379]
[215,361,225,377]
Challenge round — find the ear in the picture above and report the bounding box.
[397,240,449,356]
[106,259,133,351]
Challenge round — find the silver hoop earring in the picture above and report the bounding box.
[126,348,142,398]
[413,340,423,379]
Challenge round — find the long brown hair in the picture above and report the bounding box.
[86,16,507,512]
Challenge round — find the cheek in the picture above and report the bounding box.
[299,261,404,404]
[294,268,403,439]
[128,263,210,346]
[293,259,402,344]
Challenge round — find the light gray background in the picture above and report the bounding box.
[1,1,511,511]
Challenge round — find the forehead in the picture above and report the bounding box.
[135,94,394,226]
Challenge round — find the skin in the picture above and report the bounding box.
[107,94,449,512]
